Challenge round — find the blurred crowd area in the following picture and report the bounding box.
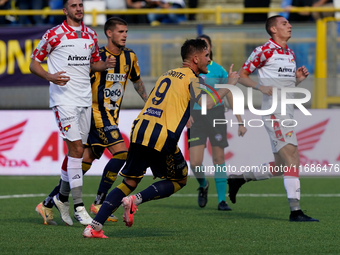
[0,0,336,26]
[0,23,321,109]
[1,0,339,109]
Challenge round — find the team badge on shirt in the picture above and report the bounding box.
[285,131,294,138]
[63,125,71,132]
[111,130,119,139]
[215,134,222,142]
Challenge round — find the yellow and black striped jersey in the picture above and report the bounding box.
[90,46,140,128]
[130,67,202,153]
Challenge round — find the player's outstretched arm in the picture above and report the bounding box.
[133,79,148,103]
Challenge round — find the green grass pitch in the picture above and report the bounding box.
[1,175,340,254]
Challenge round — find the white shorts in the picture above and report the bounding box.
[263,114,298,153]
[52,105,91,144]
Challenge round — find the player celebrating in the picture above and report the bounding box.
[34,17,148,225]
[228,15,318,222]
[82,39,240,238]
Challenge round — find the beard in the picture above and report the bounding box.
[69,12,83,23]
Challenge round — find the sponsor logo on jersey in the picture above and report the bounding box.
[106,73,127,82]
[60,116,76,121]
[176,161,186,169]
[104,102,119,110]
[278,67,294,72]
[104,125,118,132]
[98,128,108,144]
[104,82,124,102]
[62,45,75,48]
[143,107,163,118]
[68,55,90,61]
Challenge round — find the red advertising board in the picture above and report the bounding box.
[1,109,340,176]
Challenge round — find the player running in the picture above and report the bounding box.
[82,38,240,238]
[228,15,318,222]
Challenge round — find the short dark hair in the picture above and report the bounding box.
[181,39,207,61]
[265,15,284,36]
[63,0,84,8]
[104,17,128,37]
[197,34,213,60]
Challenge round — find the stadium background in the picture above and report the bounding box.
[1,1,340,177]
[1,3,340,254]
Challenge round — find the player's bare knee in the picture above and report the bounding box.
[124,177,140,188]
[68,145,84,158]
[285,156,299,167]
[212,156,224,165]
[190,159,203,168]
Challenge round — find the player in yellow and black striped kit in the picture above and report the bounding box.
[85,17,148,218]
[83,38,240,238]
[36,17,148,225]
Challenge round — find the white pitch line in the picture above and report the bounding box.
[171,194,340,197]
[0,194,47,199]
[1,193,340,199]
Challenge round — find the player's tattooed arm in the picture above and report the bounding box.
[133,79,148,103]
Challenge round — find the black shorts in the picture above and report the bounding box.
[120,143,188,181]
[188,106,228,148]
[86,123,124,159]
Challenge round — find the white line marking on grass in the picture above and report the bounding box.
[1,193,340,199]
[0,193,97,199]
[172,194,340,197]
[0,194,47,199]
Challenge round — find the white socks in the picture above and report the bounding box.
[67,156,83,205]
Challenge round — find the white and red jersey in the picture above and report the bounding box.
[31,21,101,108]
[242,39,297,116]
